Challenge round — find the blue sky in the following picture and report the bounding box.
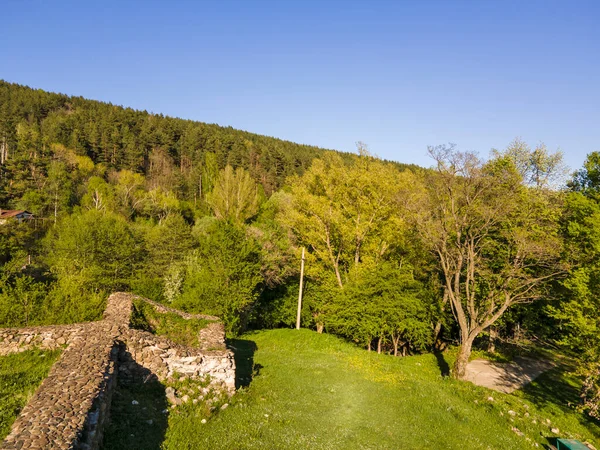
[2,0,599,171]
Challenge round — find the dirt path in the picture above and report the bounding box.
[465,357,555,393]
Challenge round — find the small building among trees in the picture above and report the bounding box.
[0,210,34,225]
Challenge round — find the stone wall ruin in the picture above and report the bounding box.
[0,293,235,450]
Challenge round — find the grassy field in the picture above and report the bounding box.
[103,329,600,449]
[0,349,62,440]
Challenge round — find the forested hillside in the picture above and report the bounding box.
[0,80,332,204]
[1,80,600,421]
[0,80,420,333]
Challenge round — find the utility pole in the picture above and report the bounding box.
[296,247,305,330]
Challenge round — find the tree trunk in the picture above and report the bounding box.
[514,322,522,342]
[392,335,399,356]
[487,326,498,353]
[354,240,361,266]
[54,193,58,224]
[333,264,343,288]
[433,289,449,351]
[316,322,324,334]
[198,173,202,201]
[325,231,344,288]
[433,321,445,351]
[377,336,382,354]
[454,337,474,380]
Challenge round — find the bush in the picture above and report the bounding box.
[172,221,263,335]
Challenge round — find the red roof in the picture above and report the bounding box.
[0,210,33,219]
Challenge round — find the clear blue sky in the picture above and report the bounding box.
[2,0,599,171]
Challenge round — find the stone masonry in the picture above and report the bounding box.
[0,324,85,356]
[0,293,235,450]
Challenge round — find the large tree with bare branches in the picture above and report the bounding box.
[418,145,564,379]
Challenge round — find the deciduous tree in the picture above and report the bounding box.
[492,138,568,189]
[280,152,415,288]
[207,165,261,223]
[173,221,263,334]
[551,152,600,418]
[417,145,564,379]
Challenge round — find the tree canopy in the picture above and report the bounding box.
[1,80,600,419]
[416,145,565,378]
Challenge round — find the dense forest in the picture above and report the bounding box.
[1,80,600,419]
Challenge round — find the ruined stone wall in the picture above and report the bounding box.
[0,292,133,357]
[2,324,119,449]
[0,324,85,356]
[142,297,219,321]
[1,292,132,450]
[120,328,235,393]
[0,292,235,450]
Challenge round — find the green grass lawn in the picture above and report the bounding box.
[0,349,61,440]
[104,329,600,449]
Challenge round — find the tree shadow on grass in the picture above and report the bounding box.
[435,351,451,377]
[103,348,169,450]
[517,365,600,441]
[519,365,580,410]
[228,338,258,389]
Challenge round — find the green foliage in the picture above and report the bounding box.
[246,193,300,328]
[327,263,433,352]
[0,79,340,206]
[45,159,73,220]
[0,80,429,343]
[251,280,300,329]
[0,222,38,265]
[207,165,261,223]
[418,145,565,378]
[298,274,340,331]
[130,299,212,348]
[0,274,47,327]
[1,77,592,401]
[41,276,107,324]
[0,249,50,327]
[112,169,146,218]
[1,209,145,325]
[142,188,181,223]
[552,194,600,359]
[143,213,195,276]
[172,221,263,335]
[273,152,433,348]
[492,138,568,189]
[551,158,600,417]
[44,209,142,292]
[570,151,600,197]
[280,153,415,288]
[81,176,116,212]
[129,274,165,303]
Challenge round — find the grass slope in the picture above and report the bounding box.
[160,329,600,449]
[0,349,62,440]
